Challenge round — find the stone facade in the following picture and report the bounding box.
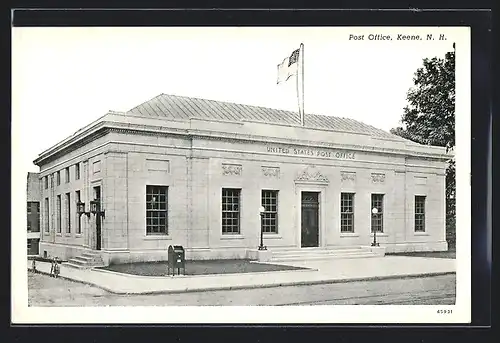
[34,110,449,264]
[26,172,41,255]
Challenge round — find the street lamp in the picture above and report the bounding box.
[371,207,379,247]
[258,205,267,251]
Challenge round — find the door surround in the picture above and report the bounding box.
[294,165,329,249]
[89,179,103,251]
[294,184,328,248]
[93,185,102,250]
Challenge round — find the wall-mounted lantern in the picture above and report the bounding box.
[76,201,90,218]
[90,199,105,219]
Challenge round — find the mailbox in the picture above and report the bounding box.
[167,245,185,276]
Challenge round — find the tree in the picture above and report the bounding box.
[390,49,456,249]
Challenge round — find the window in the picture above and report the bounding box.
[341,193,355,233]
[75,163,80,180]
[65,167,70,183]
[27,219,31,232]
[44,176,48,189]
[37,202,40,230]
[44,198,49,232]
[56,195,61,233]
[76,190,81,234]
[415,195,426,232]
[94,186,101,201]
[261,190,278,233]
[27,202,32,214]
[146,185,168,235]
[65,193,71,233]
[27,240,31,254]
[56,171,60,186]
[222,188,241,234]
[371,194,384,233]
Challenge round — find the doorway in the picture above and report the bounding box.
[301,191,319,248]
[94,186,101,251]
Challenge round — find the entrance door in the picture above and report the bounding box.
[301,192,319,248]
[94,186,101,250]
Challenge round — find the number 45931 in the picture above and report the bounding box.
[437,309,453,314]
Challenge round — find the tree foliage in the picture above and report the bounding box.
[391,51,455,151]
[390,50,456,248]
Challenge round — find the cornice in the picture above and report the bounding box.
[34,126,109,166]
[187,130,449,162]
[34,120,451,166]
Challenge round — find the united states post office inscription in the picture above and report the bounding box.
[266,146,355,160]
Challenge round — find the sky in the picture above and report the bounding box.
[12,27,456,174]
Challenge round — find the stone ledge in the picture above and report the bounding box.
[383,241,448,253]
[367,246,386,257]
[246,249,272,262]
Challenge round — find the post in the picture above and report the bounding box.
[258,206,266,250]
[371,207,379,247]
[301,42,304,126]
[296,52,301,126]
[296,43,305,126]
[258,213,265,250]
[372,227,378,247]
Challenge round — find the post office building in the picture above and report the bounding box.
[34,94,450,265]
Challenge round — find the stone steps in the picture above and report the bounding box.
[64,251,105,269]
[271,252,379,262]
[270,246,382,262]
[273,247,364,255]
[72,255,93,263]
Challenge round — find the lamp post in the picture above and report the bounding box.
[371,207,379,247]
[258,206,267,251]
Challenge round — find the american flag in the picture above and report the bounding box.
[288,48,300,67]
[277,47,300,84]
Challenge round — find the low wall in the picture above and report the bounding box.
[39,242,92,260]
[39,240,448,265]
[383,240,448,253]
[101,247,249,265]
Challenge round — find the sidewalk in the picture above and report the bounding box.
[29,256,456,295]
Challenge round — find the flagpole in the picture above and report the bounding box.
[301,43,304,126]
[296,53,301,125]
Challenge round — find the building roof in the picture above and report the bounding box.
[127,94,405,141]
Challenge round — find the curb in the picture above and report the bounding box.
[115,271,457,296]
[29,268,456,296]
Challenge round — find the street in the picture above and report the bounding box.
[28,272,455,306]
